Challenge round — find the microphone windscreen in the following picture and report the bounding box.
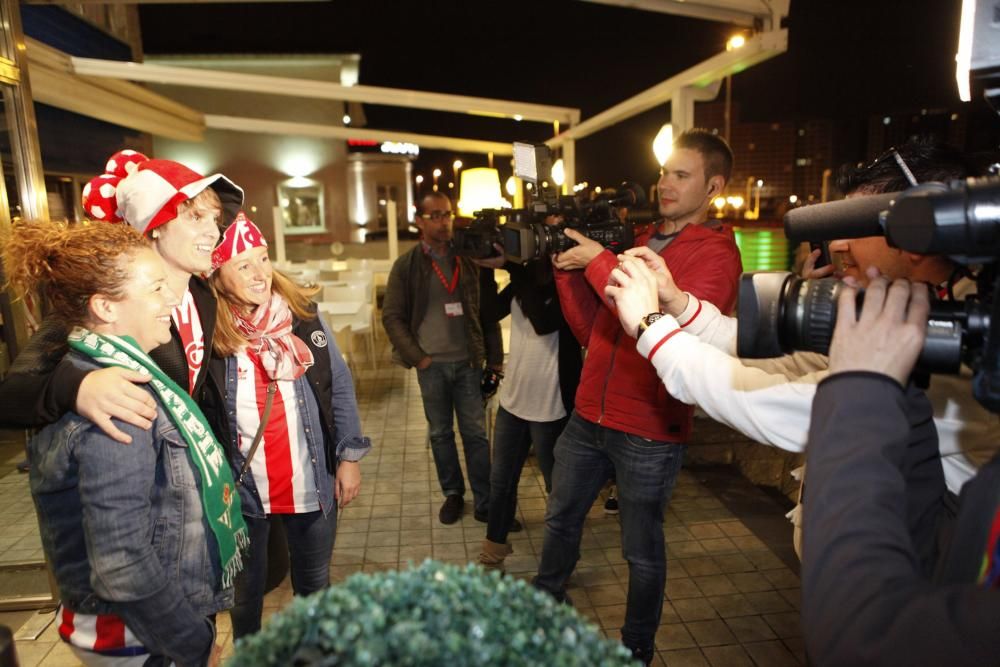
[783,191,899,243]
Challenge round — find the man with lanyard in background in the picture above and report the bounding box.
[382,191,503,526]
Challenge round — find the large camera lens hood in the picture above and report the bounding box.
[737,271,794,358]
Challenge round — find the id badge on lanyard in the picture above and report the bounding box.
[427,249,463,318]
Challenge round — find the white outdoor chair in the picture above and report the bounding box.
[318,269,341,282]
[349,302,377,371]
[323,283,367,304]
[320,309,357,383]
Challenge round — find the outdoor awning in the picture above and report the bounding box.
[25,37,204,142]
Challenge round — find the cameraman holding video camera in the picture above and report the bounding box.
[606,140,1000,563]
[532,128,742,665]
[803,271,1000,665]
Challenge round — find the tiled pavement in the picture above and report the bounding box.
[2,346,803,666]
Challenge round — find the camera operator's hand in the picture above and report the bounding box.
[552,228,605,271]
[472,243,506,269]
[622,246,688,316]
[605,256,661,338]
[802,247,835,280]
[827,267,929,386]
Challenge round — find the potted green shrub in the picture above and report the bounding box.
[230,560,638,666]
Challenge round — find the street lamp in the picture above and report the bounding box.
[551,159,566,190]
[653,123,673,166]
[727,195,745,219]
[726,34,746,51]
[724,33,746,142]
[432,168,442,192]
[713,196,727,218]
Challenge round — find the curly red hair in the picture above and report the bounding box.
[2,220,150,327]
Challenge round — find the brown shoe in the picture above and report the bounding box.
[478,539,513,572]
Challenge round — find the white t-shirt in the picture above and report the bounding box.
[499,299,566,423]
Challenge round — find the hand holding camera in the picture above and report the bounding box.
[828,267,930,385]
[552,228,606,271]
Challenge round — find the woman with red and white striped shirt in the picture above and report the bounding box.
[205,213,370,639]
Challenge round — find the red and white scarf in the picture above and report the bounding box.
[233,292,314,380]
[172,287,204,394]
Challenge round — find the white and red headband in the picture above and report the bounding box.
[211,211,268,271]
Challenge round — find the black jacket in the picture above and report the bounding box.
[803,372,1000,666]
[0,277,217,427]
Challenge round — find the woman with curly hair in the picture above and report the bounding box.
[3,220,247,666]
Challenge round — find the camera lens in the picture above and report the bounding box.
[738,273,840,358]
[788,278,839,355]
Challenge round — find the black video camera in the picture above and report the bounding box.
[737,177,1000,411]
[451,142,655,263]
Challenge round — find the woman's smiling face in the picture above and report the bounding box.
[214,245,273,313]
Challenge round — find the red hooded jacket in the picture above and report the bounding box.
[556,222,742,442]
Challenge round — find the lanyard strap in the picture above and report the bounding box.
[424,247,460,294]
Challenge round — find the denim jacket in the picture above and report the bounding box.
[29,354,231,667]
[214,316,370,519]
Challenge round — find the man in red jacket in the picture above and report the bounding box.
[532,129,743,664]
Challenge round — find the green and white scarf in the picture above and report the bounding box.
[68,328,249,588]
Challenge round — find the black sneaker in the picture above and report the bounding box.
[508,518,523,533]
[439,495,464,524]
[628,645,654,666]
[604,496,619,515]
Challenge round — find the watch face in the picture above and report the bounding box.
[645,312,665,326]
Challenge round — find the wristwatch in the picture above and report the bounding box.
[636,312,665,338]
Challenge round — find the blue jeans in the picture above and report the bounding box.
[486,406,566,543]
[230,510,336,639]
[416,361,492,514]
[533,411,685,654]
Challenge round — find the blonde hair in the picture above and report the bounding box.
[178,187,222,220]
[2,220,149,327]
[210,268,319,357]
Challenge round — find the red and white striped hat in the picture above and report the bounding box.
[81,150,243,234]
[211,211,268,271]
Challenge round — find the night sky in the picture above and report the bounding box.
[140,0,993,188]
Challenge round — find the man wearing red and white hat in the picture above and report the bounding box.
[0,150,243,443]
